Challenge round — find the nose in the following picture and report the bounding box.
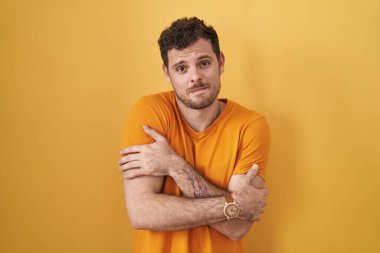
[190,67,202,83]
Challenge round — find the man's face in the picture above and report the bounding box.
[163,38,224,110]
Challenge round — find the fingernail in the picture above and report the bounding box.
[252,164,259,171]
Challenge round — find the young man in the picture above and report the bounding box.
[119,17,270,253]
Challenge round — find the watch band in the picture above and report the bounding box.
[224,192,234,203]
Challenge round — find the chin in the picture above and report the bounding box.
[189,98,216,110]
[175,89,218,110]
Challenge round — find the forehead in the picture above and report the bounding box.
[167,38,216,66]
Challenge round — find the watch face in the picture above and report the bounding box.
[225,203,239,218]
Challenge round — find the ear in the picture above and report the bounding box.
[218,52,225,75]
[162,63,172,84]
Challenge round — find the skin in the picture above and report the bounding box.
[120,126,267,240]
[163,38,225,132]
[119,38,268,240]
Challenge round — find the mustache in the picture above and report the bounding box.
[186,82,209,94]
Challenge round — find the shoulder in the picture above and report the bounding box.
[123,91,176,141]
[122,92,175,147]
[226,100,267,127]
[223,100,270,146]
[132,91,175,111]
[127,91,176,120]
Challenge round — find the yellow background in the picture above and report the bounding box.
[1,0,379,252]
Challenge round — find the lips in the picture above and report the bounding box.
[189,87,208,93]
[188,87,209,97]
[187,83,210,94]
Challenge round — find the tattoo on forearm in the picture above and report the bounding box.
[182,166,212,198]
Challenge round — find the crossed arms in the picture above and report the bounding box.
[119,125,269,241]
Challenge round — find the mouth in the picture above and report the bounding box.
[188,87,209,96]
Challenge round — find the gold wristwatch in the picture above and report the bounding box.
[223,193,240,220]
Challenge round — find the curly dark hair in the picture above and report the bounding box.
[158,17,220,68]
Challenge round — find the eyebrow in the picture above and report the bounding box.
[172,60,186,69]
[172,55,213,69]
[197,55,213,61]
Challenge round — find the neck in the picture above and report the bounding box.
[176,98,225,132]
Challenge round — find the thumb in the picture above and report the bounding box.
[245,164,259,180]
[143,125,166,142]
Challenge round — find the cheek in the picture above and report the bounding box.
[171,77,188,89]
[203,68,218,80]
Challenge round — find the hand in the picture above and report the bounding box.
[232,164,268,221]
[119,125,181,179]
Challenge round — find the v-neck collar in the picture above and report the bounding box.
[170,91,234,140]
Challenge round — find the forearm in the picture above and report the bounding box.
[169,158,227,198]
[169,158,253,240]
[127,187,227,231]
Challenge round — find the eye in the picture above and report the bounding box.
[200,61,211,68]
[175,65,187,73]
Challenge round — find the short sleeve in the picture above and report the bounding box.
[121,96,168,149]
[232,117,271,179]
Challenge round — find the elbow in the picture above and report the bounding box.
[130,217,145,230]
[227,233,244,241]
[128,208,143,229]
[129,212,161,231]
[127,204,149,230]
[226,228,250,241]
[126,196,158,230]
[125,197,147,230]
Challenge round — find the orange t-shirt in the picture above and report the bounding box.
[121,91,270,253]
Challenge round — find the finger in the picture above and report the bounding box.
[240,216,252,221]
[120,145,144,155]
[251,174,265,188]
[143,125,166,142]
[119,161,141,172]
[261,189,269,197]
[251,215,261,222]
[118,153,141,166]
[245,164,259,181]
[123,169,143,180]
